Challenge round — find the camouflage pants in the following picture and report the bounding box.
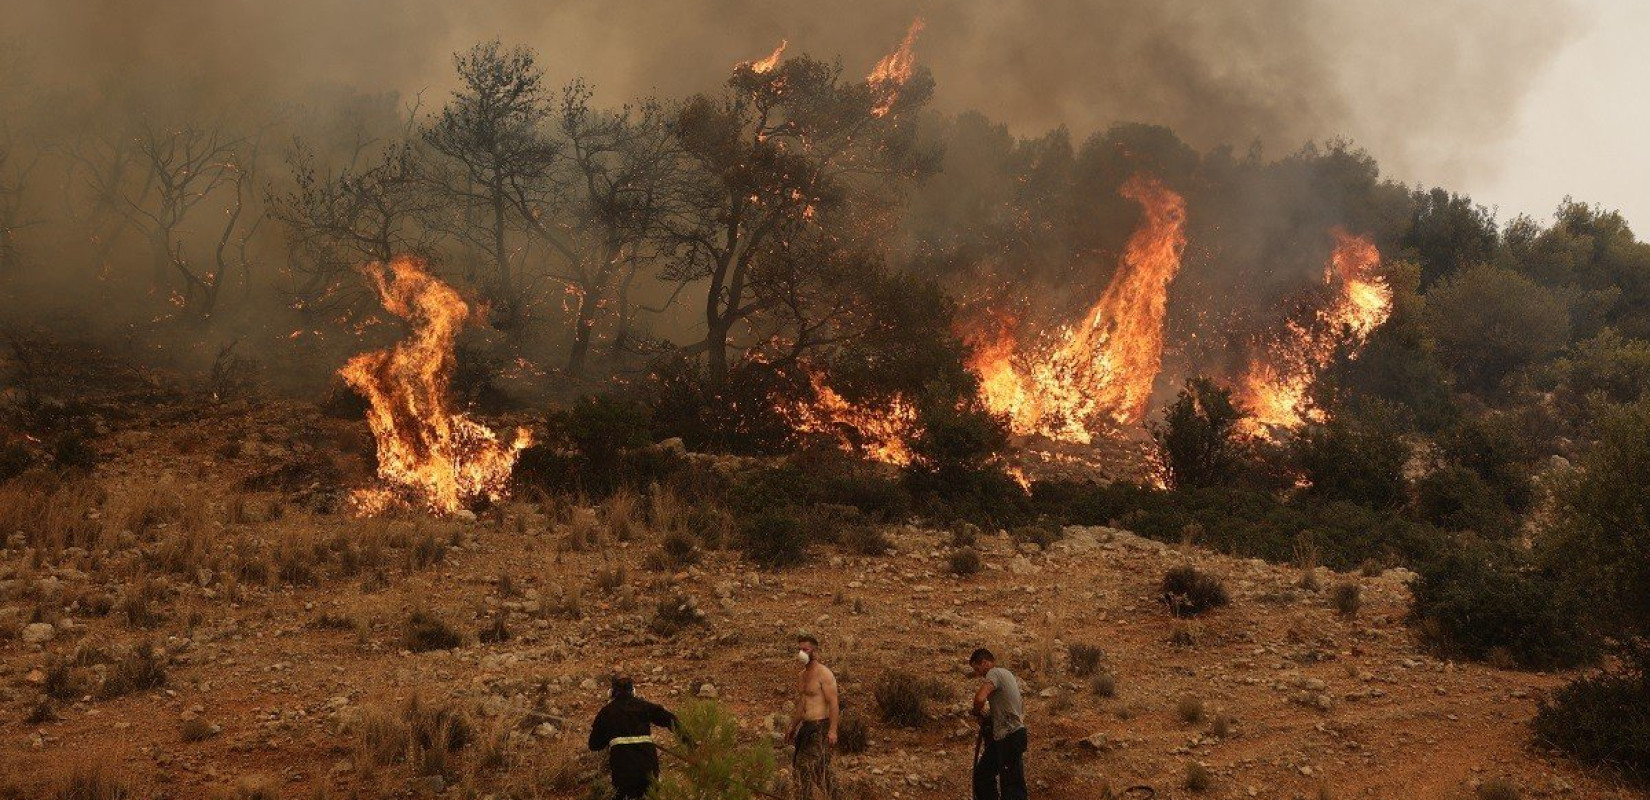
[793,720,837,800]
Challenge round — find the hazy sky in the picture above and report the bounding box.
[1451,0,1650,227]
[8,0,1644,230]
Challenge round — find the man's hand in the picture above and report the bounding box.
[827,729,837,746]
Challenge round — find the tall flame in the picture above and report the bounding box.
[868,18,924,117]
[1237,229,1392,435]
[788,372,919,466]
[742,39,787,74]
[967,175,1188,443]
[339,256,530,515]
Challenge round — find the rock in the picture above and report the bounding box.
[697,683,719,699]
[410,775,445,796]
[1008,556,1041,576]
[453,509,478,523]
[21,623,55,644]
[1077,733,1117,752]
[330,760,354,776]
[656,437,687,455]
[580,678,599,691]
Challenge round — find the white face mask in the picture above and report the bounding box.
[796,649,812,665]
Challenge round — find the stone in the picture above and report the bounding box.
[21,623,55,644]
[697,683,719,699]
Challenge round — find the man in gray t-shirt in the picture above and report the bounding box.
[969,648,1027,800]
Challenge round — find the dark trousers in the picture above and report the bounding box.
[973,727,1027,800]
[610,745,659,800]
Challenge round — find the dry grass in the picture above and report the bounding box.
[1176,695,1206,724]
[354,695,474,778]
[97,641,167,699]
[601,489,641,543]
[0,471,107,552]
[405,609,463,652]
[46,763,132,800]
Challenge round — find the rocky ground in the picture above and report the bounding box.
[0,396,1643,800]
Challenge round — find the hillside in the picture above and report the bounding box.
[1,397,1639,800]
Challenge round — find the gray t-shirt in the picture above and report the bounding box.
[983,666,1025,741]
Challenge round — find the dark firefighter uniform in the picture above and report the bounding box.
[588,678,677,800]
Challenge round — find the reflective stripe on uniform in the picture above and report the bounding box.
[608,735,653,747]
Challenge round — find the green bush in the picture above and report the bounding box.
[1532,673,1650,784]
[1160,566,1229,617]
[737,509,809,568]
[1292,398,1410,509]
[1414,465,1514,535]
[1151,377,1249,489]
[651,701,777,800]
[1410,541,1597,669]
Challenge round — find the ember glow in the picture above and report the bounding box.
[788,372,920,466]
[867,18,924,117]
[967,175,1189,443]
[742,39,787,73]
[1237,228,1392,435]
[339,256,530,515]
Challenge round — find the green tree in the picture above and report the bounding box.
[1399,188,1498,289]
[650,701,776,800]
[1293,398,1410,509]
[1423,263,1569,394]
[1553,328,1650,406]
[1151,378,1248,490]
[1546,399,1650,671]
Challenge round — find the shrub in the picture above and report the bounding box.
[0,441,33,483]
[1209,714,1235,739]
[949,547,983,576]
[1476,779,1521,800]
[405,610,463,653]
[1424,262,1570,393]
[1410,541,1596,669]
[1292,398,1410,509]
[1090,672,1117,698]
[1068,643,1103,677]
[1160,566,1229,617]
[1330,582,1361,616]
[478,611,511,644]
[1008,524,1060,550]
[649,593,705,638]
[837,715,870,755]
[1415,465,1514,534]
[1532,673,1650,784]
[53,431,99,473]
[356,695,474,777]
[1151,378,1249,489]
[658,530,700,569]
[49,765,132,800]
[99,643,167,699]
[181,717,217,742]
[840,524,894,556]
[1185,762,1213,792]
[874,670,936,728]
[1175,695,1205,724]
[738,509,809,568]
[650,701,777,800]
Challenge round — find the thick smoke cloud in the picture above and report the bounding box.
[12,0,1578,188]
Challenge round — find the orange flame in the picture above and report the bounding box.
[1237,229,1392,435]
[968,175,1188,443]
[741,39,787,74]
[789,372,920,466]
[339,256,530,515]
[868,18,924,117]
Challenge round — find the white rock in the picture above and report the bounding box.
[21,622,55,644]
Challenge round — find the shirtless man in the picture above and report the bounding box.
[784,634,839,800]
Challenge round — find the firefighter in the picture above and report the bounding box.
[588,675,678,800]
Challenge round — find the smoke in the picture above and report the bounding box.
[11,0,1579,187]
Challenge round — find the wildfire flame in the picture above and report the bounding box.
[741,39,787,74]
[788,371,920,466]
[868,18,924,117]
[1237,228,1392,435]
[968,175,1189,443]
[339,256,530,516]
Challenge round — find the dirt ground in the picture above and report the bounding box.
[0,397,1643,800]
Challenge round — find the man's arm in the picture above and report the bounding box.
[589,707,610,752]
[785,677,805,744]
[972,681,994,718]
[648,701,678,731]
[823,670,840,745]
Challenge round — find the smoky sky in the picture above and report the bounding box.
[9,0,1576,191]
